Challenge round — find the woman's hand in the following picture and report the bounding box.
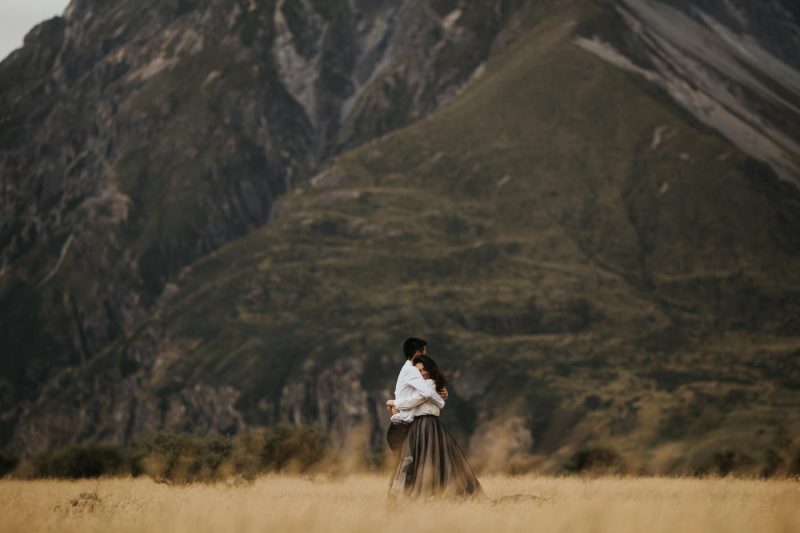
[386,399,400,415]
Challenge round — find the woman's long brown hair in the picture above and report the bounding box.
[414,354,448,393]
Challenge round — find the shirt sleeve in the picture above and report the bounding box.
[393,388,428,410]
[405,371,445,408]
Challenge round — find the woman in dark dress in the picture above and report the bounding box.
[387,355,484,500]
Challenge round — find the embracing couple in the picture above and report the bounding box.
[385,337,484,500]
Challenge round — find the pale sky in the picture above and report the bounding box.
[0,1,70,61]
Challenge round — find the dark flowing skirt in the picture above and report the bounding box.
[388,415,485,500]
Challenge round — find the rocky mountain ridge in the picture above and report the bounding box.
[576,0,800,184]
[1,0,799,474]
[1,0,531,444]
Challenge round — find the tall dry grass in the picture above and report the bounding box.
[0,474,797,533]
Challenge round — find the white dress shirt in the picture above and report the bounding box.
[393,378,442,417]
[391,360,445,423]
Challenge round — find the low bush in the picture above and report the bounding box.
[32,425,328,482]
[693,449,755,477]
[260,425,327,471]
[0,450,19,477]
[564,446,623,473]
[132,431,234,483]
[37,444,129,479]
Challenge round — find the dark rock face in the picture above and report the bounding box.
[662,0,800,70]
[0,0,527,447]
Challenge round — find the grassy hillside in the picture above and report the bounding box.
[17,1,800,475]
[0,0,535,444]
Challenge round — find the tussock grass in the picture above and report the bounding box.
[0,474,797,533]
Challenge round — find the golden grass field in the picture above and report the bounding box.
[1,474,798,533]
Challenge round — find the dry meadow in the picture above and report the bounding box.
[1,474,798,533]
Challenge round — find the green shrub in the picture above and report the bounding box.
[32,425,328,481]
[693,449,755,477]
[133,425,327,483]
[0,450,19,477]
[132,431,234,483]
[564,446,623,473]
[260,425,327,471]
[37,444,129,478]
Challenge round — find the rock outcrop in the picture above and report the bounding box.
[0,0,530,445]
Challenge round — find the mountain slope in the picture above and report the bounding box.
[12,1,799,475]
[576,0,800,184]
[0,0,533,443]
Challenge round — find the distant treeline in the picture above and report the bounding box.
[2,429,799,481]
[2,425,327,482]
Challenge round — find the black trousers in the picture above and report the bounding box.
[386,422,411,454]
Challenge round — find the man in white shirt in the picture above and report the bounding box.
[386,337,447,454]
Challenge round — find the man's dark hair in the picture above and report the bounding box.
[403,337,427,359]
